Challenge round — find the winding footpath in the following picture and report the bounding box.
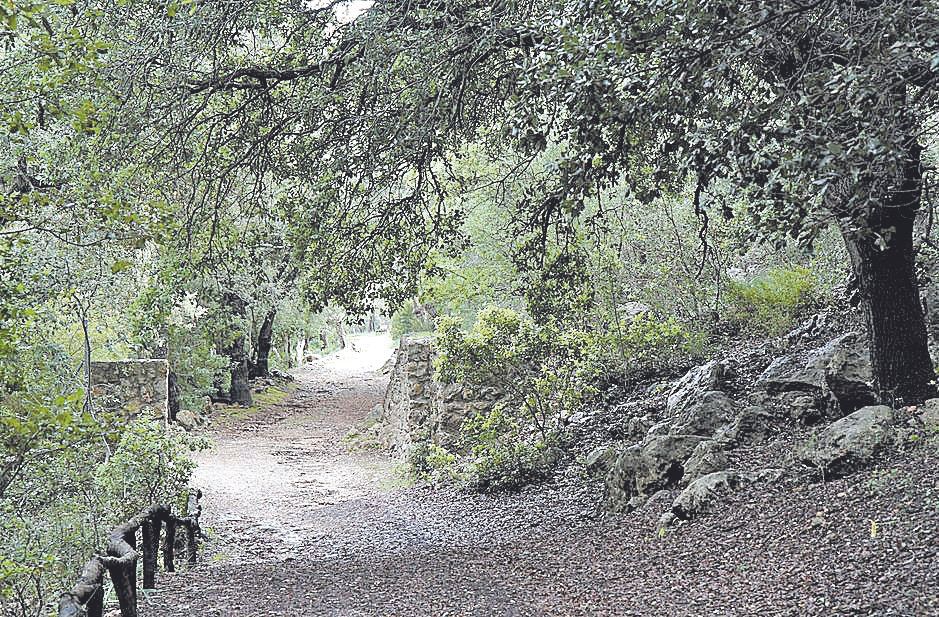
[142,334,938,617]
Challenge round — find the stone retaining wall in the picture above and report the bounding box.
[90,360,169,425]
[379,336,504,456]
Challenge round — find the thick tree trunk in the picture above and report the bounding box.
[222,292,253,407]
[842,141,937,404]
[227,334,253,406]
[249,309,276,379]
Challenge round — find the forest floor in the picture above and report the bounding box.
[141,334,938,617]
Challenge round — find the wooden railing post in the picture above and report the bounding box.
[163,516,176,573]
[185,489,202,565]
[141,517,160,589]
[105,523,140,617]
[59,492,202,617]
[185,521,197,565]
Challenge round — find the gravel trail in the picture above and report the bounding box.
[142,335,939,616]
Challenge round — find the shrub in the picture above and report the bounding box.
[390,299,435,340]
[431,307,702,491]
[94,420,208,518]
[0,416,205,615]
[459,406,554,492]
[726,266,818,335]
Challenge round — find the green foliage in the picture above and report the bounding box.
[389,299,435,340]
[437,307,702,433]
[431,306,701,491]
[458,406,554,492]
[1,413,203,615]
[726,267,818,335]
[93,420,207,518]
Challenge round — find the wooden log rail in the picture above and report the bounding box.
[58,489,203,617]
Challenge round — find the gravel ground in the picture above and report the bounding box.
[141,335,939,616]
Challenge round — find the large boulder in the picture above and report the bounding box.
[756,333,875,417]
[666,360,732,416]
[824,336,877,413]
[584,445,619,477]
[668,390,737,437]
[175,409,200,431]
[757,353,825,394]
[682,440,728,485]
[917,399,939,433]
[713,406,777,446]
[605,434,707,511]
[668,468,785,523]
[671,471,751,521]
[800,405,897,477]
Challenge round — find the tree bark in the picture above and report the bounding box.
[843,140,937,404]
[249,309,276,378]
[167,371,180,422]
[222,293,253,407]
[227,334,253,406]
[295,337,307,367]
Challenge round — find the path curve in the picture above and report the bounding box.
[142,334,938,617]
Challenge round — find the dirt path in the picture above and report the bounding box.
[141,334,938,616]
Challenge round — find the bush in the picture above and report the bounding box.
[390,299,435,339]
[1,416,205,615]
[726,266,818,335]
[94,420,207,518]
[430,307,702,491]
[458,406,554,492]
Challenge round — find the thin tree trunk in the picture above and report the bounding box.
[843,140,937,404]
[167,371,180,422]
[295,337,307,367]
[249,309,276,378]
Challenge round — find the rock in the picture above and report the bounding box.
[585,445,618,476]
[800,405,897,477]
[776,391,823,423]
[714,406,776,446]
[671,470,752,521]
[666,360,732,416]
[682,440,729,484]
[365,404,383,424]
[657,511,678,529]
[917,399,939,432]
[756,353,825,395]
[668,390,737,437]
[646,420,671,436]
[605,434,707,511]
[757,333,875,417]
[824,335,877,413]
[620,302,652,320]
[175,409,199,431]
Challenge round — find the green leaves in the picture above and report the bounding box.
[110,259,133,274]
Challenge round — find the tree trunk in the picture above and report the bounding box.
[843,141,937,404]
[227,334,253,406]
[167,371,180,422]
[295,337,307,367]
[249,309,276,379]
[222,292,253,407]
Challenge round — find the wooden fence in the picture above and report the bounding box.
[58,489,202,617]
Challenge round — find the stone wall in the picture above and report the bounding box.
[90,360,170,425]
[379,336,504,456]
